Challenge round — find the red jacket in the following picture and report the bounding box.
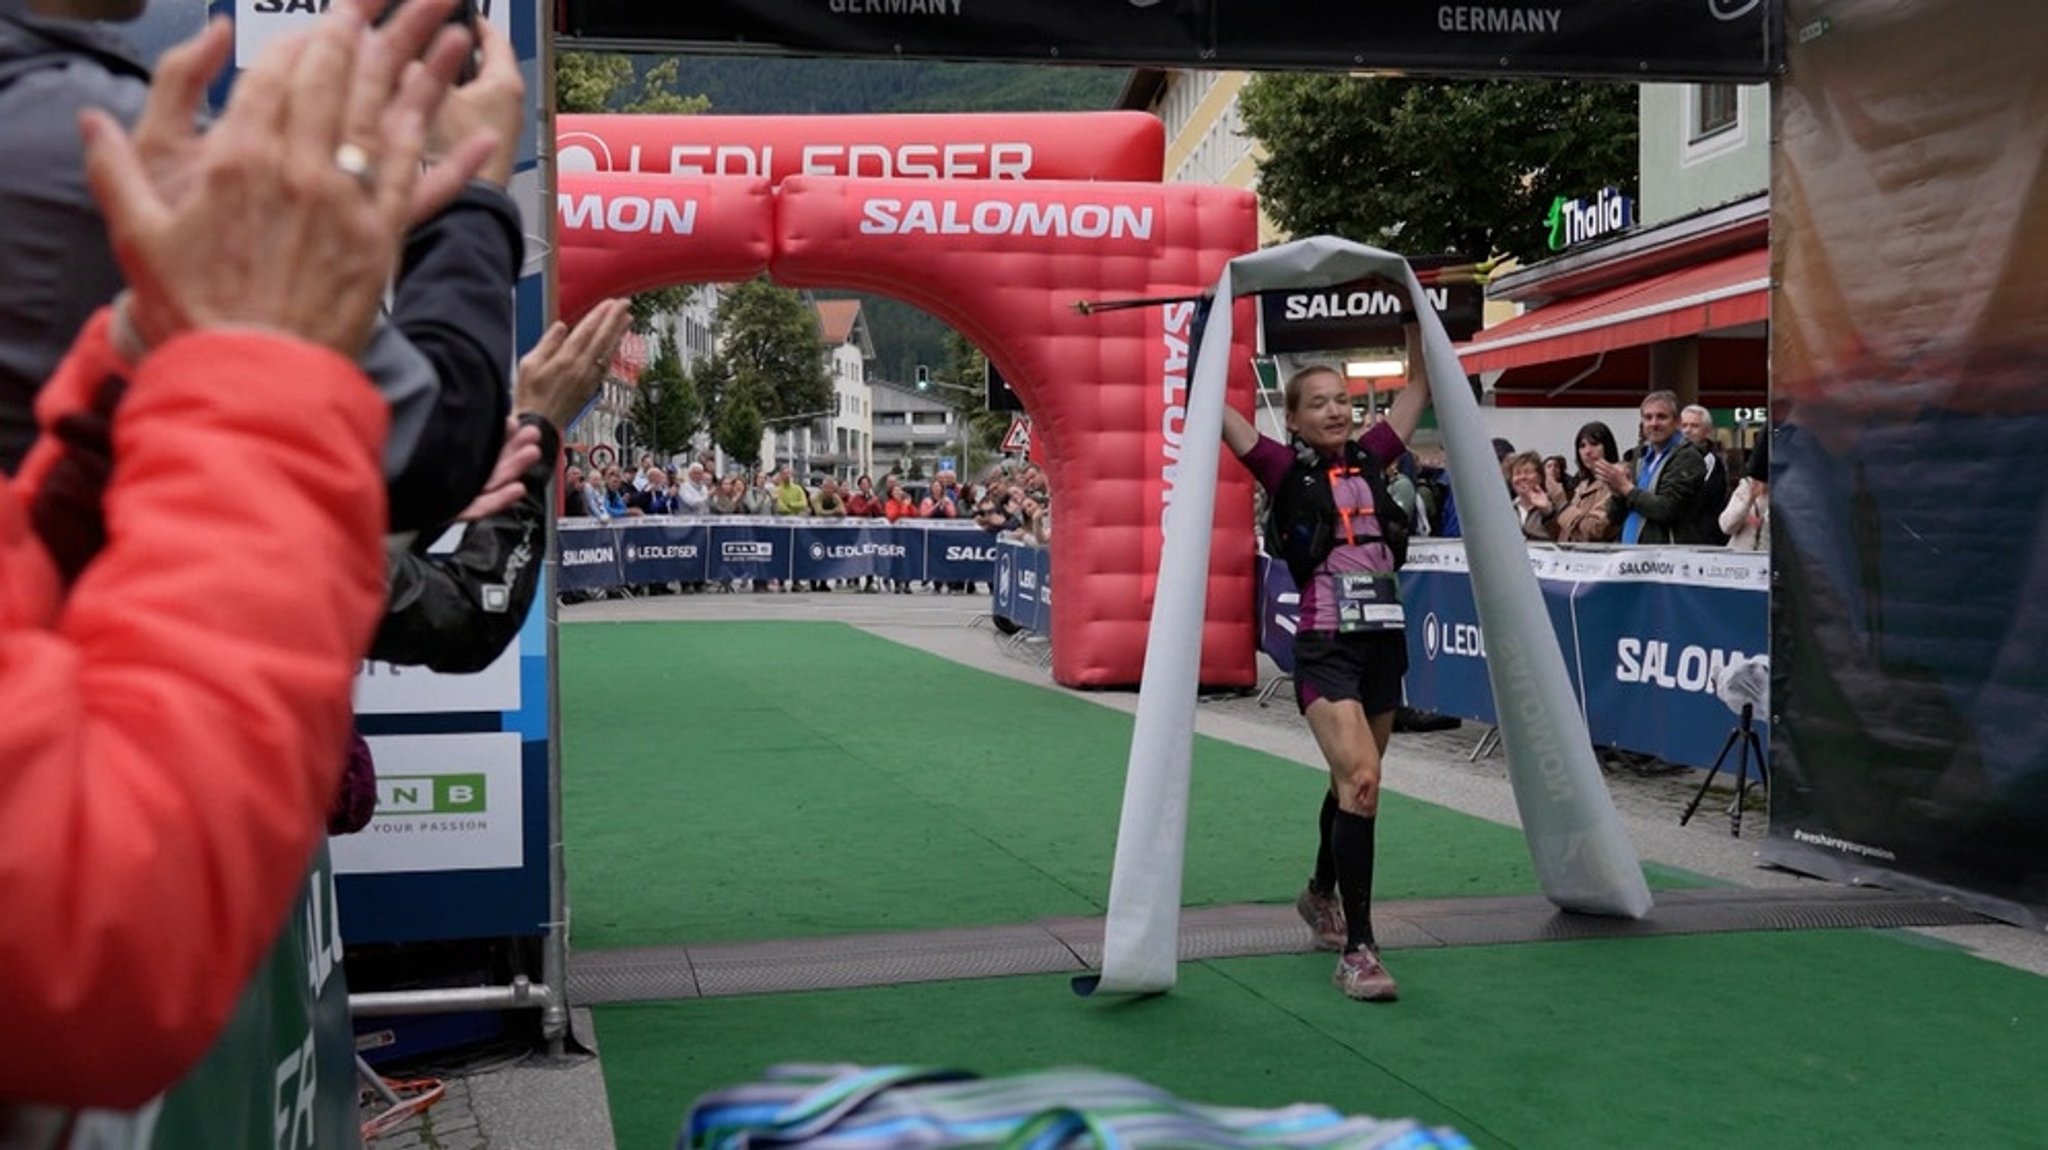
[0,312,388,1107]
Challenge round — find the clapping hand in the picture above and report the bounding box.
[1591,459,1634,496]
[513,298,633,431]
[82,0,494,359]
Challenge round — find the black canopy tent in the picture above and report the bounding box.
[555,0,1780,83]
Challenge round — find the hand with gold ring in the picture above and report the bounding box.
[79,0,493,359]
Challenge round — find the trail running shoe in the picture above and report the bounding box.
[1295,884,1346,951]
[1334,948,1399,1002]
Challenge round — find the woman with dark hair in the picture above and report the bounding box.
[1556,420,1624,544]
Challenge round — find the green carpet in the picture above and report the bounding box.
[594,928,2048,1150]
[562,621,1698,950]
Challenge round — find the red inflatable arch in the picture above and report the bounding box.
[558,173,773,321]
[557,126,1259,689]
[558,112,1165,184]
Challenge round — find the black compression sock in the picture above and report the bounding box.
[1331,809,1378,952]
[1311,791,1339,895]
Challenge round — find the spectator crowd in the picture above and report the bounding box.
[1344,390,1769,553]
[560,456,1053,597]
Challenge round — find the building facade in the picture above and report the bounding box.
[869,379,969,483]
[1462,81,1772,454]
[572,283,724,467]
[1117,68,1285,244]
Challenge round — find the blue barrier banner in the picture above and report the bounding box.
[623,520,710,585]
[1399,566,1498,726]
[793,522,913,581]
[1014,547,1050,632]
[1256,541,1768,766]
[557,522,622,592]
[1569,555,1769,772]
[560,518,1001,588]
[993,543,1021,622]
[927,532,1002,585]
[992,539,1049,632]
[708,520,792,583]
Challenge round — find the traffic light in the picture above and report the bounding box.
[915,365,930,390]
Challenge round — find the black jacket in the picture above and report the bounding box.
[1620,438,1713,546]
[372,414,559,673]
[0,8,518,532]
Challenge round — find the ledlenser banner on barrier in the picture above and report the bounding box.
[992,539,1051,634]
[558,518,1000,591]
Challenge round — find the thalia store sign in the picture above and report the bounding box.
[1545,187,1636,251]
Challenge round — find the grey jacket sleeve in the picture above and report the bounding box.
[0,54,145,475]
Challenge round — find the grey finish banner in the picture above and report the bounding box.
[558,0,1779,82]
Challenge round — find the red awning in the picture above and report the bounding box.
[1459,248,1770,375]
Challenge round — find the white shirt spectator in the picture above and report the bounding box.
[675,466,713,516]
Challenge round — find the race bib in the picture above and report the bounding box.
[1335,571,1404,633]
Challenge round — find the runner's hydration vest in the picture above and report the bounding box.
[1269,438,1411,586]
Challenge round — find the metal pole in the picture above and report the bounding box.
[351,976,552,1018]
[537,0,571,1055]
[539,519,571,1051]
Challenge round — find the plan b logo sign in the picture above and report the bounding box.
[723,541,774,561]
[376,774,487,816]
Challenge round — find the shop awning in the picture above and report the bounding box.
[1459,248,1769,374]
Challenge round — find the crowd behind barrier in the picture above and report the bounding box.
[1260,540,1769,772]
[555,516,1004,591]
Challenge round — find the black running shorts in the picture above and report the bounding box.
[1292,629,1408,717]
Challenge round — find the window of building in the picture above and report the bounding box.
[1692,84,1739,141]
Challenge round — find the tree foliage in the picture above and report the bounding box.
[556,52,712,116]
[717,277,831,423]
[627,330,702,461]
[557,53,711,331]
[713,390,765,468]
[1238,75,1638,262]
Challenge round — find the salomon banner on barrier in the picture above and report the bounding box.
[1763,0,2048,929]
[557,0,1780,81]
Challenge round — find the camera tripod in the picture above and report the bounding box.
[1680,702,1768,836]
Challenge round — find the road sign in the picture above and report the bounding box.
[1002,417,1032,455]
